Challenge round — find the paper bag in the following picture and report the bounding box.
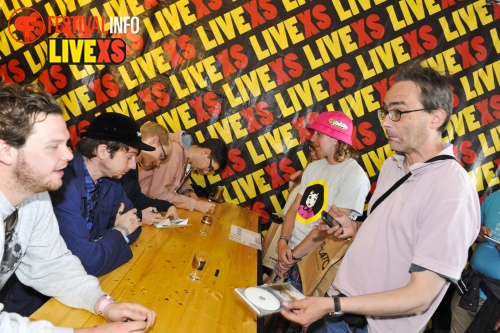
[262,222,282,269]
[298,236,353,296]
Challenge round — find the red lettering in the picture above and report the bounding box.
[264,162,286,187]
[137,87,160,115]
[240,107,262,133]
[38,65,66,94]
[152,83,169,107]
[457,140,476,166]
[291,113,319,143]
[110,39,126,63]
[321,63,354,96]
[279,158,296,181]
[243,0,266,28]
[0,59,26,83]
[475,98,496,126]
[162,35,196,68]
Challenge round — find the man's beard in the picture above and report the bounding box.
[14,153,62,194]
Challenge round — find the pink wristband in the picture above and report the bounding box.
[97,295,115,316]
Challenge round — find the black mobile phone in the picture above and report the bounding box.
[321,211,340,228]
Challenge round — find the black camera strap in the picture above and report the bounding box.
[369,154,456,214]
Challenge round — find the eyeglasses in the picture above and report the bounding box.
[207,154,214,172]
[377,107,431,122]
[159,143,167,161]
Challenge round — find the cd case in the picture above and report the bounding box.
[235,282,305,316]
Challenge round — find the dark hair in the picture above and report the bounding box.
[77,138,130,159]
[198,138,229,171]
[0,80,63,148]
[394,61,453,133]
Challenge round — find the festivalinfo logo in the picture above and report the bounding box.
[8,7,140,64]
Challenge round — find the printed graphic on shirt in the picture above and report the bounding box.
[297,180,327,225]
[0,229,23,279]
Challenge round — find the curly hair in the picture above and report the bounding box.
[333,140,359,162]
[0,80,63,148]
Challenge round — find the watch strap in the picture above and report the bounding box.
[329,296,344,317]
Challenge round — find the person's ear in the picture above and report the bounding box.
[430,108,447,130]
[147,136,159,145]
[202,148,211,156]
[0,140,16,166]
[96,144,110,159]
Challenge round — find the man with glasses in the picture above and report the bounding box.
[139,131,228,214]
[280,61,480,333]
[0,81,155,332]
[121,122,178,225]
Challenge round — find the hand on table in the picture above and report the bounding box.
[141,208,163,225]
[164,206,179,220]
[75,302,156,333]
[195,200,216,214]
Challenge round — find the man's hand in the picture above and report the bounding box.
[75,301,156,333]
[164,206,178,220]
[281,296,333,328]
[194,200,215,214]
[140,208,163,225]
[115,203,141,234]
[313,205,356,239]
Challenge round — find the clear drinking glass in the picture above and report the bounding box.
[188,251,209,280]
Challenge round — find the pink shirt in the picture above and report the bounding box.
[139,130,197,211]
[334,144,480,333]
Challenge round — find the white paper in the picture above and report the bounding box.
[229,224,262,250]
[155,218,189,228]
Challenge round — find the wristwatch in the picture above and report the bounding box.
[329,296,344,317]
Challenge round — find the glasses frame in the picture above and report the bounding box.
[207,154,214,172]
[159,143,167,161]
[377,107,431,122]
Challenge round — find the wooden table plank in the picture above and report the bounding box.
[31,202,261,332]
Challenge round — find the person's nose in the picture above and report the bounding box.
[129,159,137,170]
[63,147,74,161]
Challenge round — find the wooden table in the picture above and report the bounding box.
[31,202,262,332]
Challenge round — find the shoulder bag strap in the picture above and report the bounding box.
[369,155,456,214]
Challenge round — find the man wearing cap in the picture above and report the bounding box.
[276,111,370,281]
[0,113,155,316]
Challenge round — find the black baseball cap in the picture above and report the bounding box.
[84,113,155,151]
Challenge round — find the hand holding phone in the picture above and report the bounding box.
[321,211,340,228]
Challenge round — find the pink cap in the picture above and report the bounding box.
[307,111,353,145]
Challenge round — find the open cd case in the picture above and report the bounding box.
[235,282,306,316]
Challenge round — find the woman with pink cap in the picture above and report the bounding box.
[276,111,370,285]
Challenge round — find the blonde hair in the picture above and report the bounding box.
[140,122,172,159]
[334,141,359,162]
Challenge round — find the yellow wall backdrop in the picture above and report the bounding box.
[1,0,500,228]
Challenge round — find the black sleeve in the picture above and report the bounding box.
[120,167,174,217]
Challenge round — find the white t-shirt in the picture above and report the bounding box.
[289,158,370,248]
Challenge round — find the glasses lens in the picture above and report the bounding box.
[160,144,167,161]
[378,109,386,120]
[208,155,214,172]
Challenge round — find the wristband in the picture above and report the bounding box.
[113,224,130,236]
[291,250,302,261]
[97,295,115,316]
[329,296,344,317]
[279,236,289,244]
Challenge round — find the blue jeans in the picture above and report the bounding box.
[308,317,369,333]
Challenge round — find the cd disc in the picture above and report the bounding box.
[244,287,280,311]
